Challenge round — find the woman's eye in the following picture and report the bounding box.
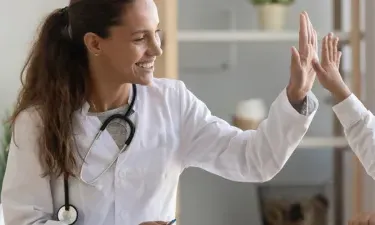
[134,37,145,42]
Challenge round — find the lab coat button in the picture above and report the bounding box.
[96,184,103,190]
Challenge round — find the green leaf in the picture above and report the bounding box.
[0,109,12,200]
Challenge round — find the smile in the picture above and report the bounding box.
[136,62,154,69]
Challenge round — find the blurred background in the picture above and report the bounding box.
[0,0,374,225]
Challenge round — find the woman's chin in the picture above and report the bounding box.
[136,73,154,85]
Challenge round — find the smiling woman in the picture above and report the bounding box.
[2,0,167,224]
[1,1,319,225]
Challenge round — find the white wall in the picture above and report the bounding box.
[0,0,68,123]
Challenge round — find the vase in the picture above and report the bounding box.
[257,4,287,30]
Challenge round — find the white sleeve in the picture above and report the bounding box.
[332,94,375,179]
[1,109,64,225]
[178,81,318,182]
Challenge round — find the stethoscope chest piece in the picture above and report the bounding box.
[57,205,78,225]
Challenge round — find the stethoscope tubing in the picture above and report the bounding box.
[58,84,137,224]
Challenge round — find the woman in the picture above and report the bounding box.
[1,0,319,224]
[311,32,375,225]
[312,32,375,225]
[312,33,375,181]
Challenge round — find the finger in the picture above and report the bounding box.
[291,46,301,66]
[322,35,329,64]
[312,58,326,75]
[333,36,339,62]
[304,12,313,45]
[328,33,334,61]
[299,13,308,55]
[313,30,318,55]
[309,23,314,47]
[336,51,342,68]
[309,44,317,64]
[309,30,318,62]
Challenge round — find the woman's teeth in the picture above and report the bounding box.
[136,62,154,69]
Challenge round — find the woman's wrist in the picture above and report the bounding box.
[332,83,352,103]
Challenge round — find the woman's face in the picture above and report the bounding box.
[85,0,163,85]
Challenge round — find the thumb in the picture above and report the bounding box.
[312,58,326,75]
[291,46,301,67]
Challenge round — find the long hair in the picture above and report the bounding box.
[10,0,134,178]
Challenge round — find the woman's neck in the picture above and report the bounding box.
[88,82,131,113]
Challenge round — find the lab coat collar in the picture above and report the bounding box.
[77,84,138,116]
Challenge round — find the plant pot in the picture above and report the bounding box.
[232,98,266,130]
[257,3,287,30]
[233,115,262,130]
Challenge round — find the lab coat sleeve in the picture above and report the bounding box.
[178,82,318,182]
[1,109,64,225]
[332,94,375,179]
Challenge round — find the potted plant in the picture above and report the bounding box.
[251,0,295,30]
[0,111,11,200]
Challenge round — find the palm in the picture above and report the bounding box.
[312,33,344,92]
[289,12,318,96]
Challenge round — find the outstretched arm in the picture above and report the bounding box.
[312,33,375,179]
[178,12,319,182]
[178,82,318,182]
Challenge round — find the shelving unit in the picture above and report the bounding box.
[178,30,361,43]
[155,0,364,224]
[298,137,347,149]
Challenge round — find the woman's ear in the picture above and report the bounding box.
[83,32,102,56]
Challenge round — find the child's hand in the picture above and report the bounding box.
[312,33,352,102]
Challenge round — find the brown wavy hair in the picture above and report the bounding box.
[9,0,134,178]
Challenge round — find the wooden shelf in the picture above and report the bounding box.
[178,30,363,43]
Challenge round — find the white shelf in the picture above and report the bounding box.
[299,137,348,149]
[178,30,354,43]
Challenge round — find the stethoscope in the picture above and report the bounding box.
[57,84,137,224]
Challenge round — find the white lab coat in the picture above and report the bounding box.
[333,94,375,179]
[1,78,318,225]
